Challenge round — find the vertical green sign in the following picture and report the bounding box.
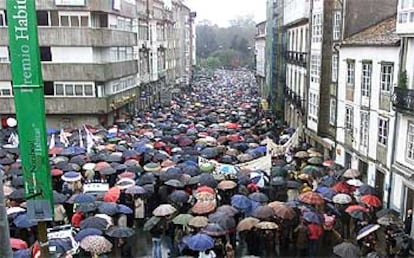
[7,0,53,220]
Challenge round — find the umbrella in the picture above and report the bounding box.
[216,205,238,216]
[217,180,237,190]
[303,211,323,224]
[77,203,98,213]
[332,193,352,204]
[10,238,28,250]
[298,192,324,205]
[80,216,109,231]
[13,214,37,228]
[192,201,216,215]
[199,173,217,188]
[74,194,96,203]
[80,235,113,255]
[186,233,214,251]
[61,171,82,182]
[345,205,369,213]
[98,202,118,216]
[236,217,260,231]
[360,194,382,207]
[125,185,146,195]
[105,226,135,238]
[51,168,64,177]
[307,157,323,165]
[165,179,184,188]
[231,194,252,210]
[202,223,228,236]
[117,204,133,214]
[269,204,296,220]
[320,188,337,201]
[302,165,324,178]
[294,151,309,158]
[271,166,288,177]
[359,185,376,196]
[9,189,25,200]
[169,190,189,203]
[322,160,335,167]
[104,187,120,202]
[342,169,360,178]
[115,178,135,190]
[53,191,67,204]
[333,242,361,258]
[356,224,380,240]
[13,248,31,258]
[75,228,103,242]
[196,186,216,195]
[172,214,194,225]
[252,205,275,219]
[376,208,399,218]
[143,216,162,231]
[95,161,111,171]
[153,204,177,216]
[208,212,236,230]
[320,175,337,187]
[100,167,116,175]
[255,221,279,230]
[332,182,352,193]
[6,207,25,216]
[248,192,269,203]
[188,216,209,228]
[48,238,73,254]
[287,180,302,189]
[346,179,363,187]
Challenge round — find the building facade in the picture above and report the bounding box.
[335,17,400,206]
[283,0,310,130]
[390,0,414,223]
[0,0,195,128]
[255,21,266,99]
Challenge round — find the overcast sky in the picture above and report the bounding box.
[184,0,267,27]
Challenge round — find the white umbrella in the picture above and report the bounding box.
[332,193,352,204]
[347,179,364,187]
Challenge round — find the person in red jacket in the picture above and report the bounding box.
[307,222,323,258]
[71,211,84,228]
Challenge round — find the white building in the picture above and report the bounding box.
[390,0,414,221]
[255,21,266,98]
[335,17,400,206]
[283,0,310,129]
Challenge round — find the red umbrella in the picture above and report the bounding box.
[360,195,382,207]
[48,147,63,155]
[154,141,167,149]
[51,168,63,177]
[104,186,120,202]
[225,123,240,129]
[298,192,324,205]
[95,161,111,171]
[10,238,28,250]
[226,134,244,142]
[331,182,351,193]
[345,205,369,213]
[197,186,216,195]
[322,160,335,167]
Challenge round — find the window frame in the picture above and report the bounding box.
[53,82,95,97]
[360,111,369,148]
[329,98,336,126]
[0,10,6,27]
[378,117,389,146]
[346,60,355,87]
[311,13,323,43]
[406,122,414,162]
[0,83,12,97]
[333,11,341,40]
[345,106,353,129]
[380,63,393,92]
[310,54,321,83]
[361,61,372,97]
[332,54,338,82]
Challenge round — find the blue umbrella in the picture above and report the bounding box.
[316,186,329,194]
[117,204,133,214]
[98,202,118,216]
[80,216,108,231]
[74,194,96,203]
[75,228,103,242]
[320,175,337,187]
[185,233,215,251]
[169,190,189,204]
[199,173,217,188]
[303,211,323,224]
[181,165,200,176]
[60,146,86,156]
[13,249,31,258]
[359,185,376,196]
[231,194,252,210]
[245,200,261,216]
[248,192,269,203]
[218,164,239,175]
[76,203,97,213]
[13,214,37,228]
[48,238,73,253]
[47,128,59,135]
[253,146,267,154]
[321,188,338,201]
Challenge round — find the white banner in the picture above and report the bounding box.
[266,126,302,157]
[55,0,86,6]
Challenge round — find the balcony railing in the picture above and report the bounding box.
[284,87,305,113]
[285,51,307,67]
[392,87,414,113]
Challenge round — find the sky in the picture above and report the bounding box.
[184,0,267,27]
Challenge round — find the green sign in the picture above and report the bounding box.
[7,0,53,220]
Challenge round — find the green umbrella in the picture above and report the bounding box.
[307,157,323,165]
[271,166,288,177]
[172,214,194,226]
[143,216,161,231]
[302,165,324,178]
[108,137,122,143]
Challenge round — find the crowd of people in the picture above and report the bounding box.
[1,69,412,258]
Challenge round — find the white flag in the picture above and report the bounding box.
[59,129,69,147]
[84,125,95,153]
[79,129,84,148]
[49,134,56,150]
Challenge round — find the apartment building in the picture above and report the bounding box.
[336,17,400,206]
[0,0,195,128]
[390,0,414,224]
[283,0,310,130]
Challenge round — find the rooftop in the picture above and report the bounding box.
[342,16,400,46]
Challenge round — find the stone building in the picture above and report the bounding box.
[0,0,195,128]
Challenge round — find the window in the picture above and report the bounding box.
[360,112,369,148]
[346,60,355,86]
[312,13,322,43]
[59,13,89,27]
[378,117,389,146]
[380,63,393,92]
[53,82,95,97]
[44,81,54,96]
[310,54,321,83]
[329,98,336,126]
[345,106,353,129]
[0,10,6,27]
[407,123,414,161]
[333,11,341,40]
[111,76,137,94]
[139,24,149,40]
[37,11,49,26]
[40,47,52,61]
[109,47,134,62]
[0,83,12,97]
[308,92,318,122]
[361,62,372,97]
[332,54,338,82]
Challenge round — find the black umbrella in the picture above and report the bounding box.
[105,226,135,238]
[11,176,24,187]
[8,168,22,176]
[169,190,189,203]
[208,211,236,230]
[199,173,217,188]
[53,191,67,204]
[9,188,25,200]
[77,203,98,213]
[201,223,227,236]
[333,242,361,258]
[164,179,184,188]
[100,167,116,175]
[80,216,109,231]
[248,192,269,203]
[376,208,399,218]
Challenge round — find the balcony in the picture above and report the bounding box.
[392,87,414,114]
[285,87,304,113]
[0,27,137,47]
[285,51,307,67]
